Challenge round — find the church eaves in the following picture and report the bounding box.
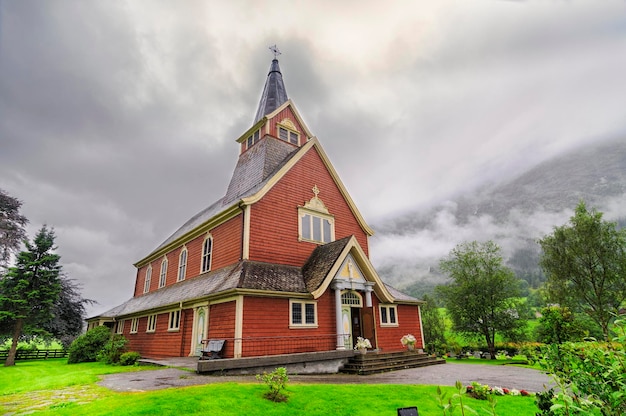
[253,58,288,123]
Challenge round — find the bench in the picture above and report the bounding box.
[200,339,226,360]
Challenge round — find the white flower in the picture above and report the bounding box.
[492,386,505,396]
[401,334,416,346]
[354,337,372,350]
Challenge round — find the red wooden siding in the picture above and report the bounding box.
[208,301,236,358]
[133,214,242,297]
[240,293,336,357]
[371,295,423,352]
[125,310,190,358]
[249,147,369,266]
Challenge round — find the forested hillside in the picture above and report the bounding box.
[372,136,626,297]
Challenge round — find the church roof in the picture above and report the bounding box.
[94,241,421,320]
[253,59,288,123]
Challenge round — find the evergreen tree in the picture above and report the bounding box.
[0,226,62,366]
[0,189,28,267]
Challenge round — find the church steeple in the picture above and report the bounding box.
[253,46,288,123]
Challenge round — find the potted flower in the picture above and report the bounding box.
[354,337,372,354]
[401,334,417,351]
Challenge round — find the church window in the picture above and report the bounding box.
[278,126,299,145]
[178,248,187,282]
[246,129,260,149]
[341,291,363,307]
[147,314,157,332]
[201,236,213,273]
[298,185,334,244]
[379,305,398,327]
[168,310,181,331]
[289,300,317,327]
[159,258,168,288]
[115,320,124,334]
[300,213,333,244]
[143,266,152,294]
[130,318,139,334]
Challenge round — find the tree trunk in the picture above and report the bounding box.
[5,318,24,367]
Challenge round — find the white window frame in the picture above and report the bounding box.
[201,235,213,273]
[143,265,152,294]
[130,318,139,334]
[379,304,399,327]
[147,314,157,333]
[277,125,299,145]
[168,310,181,331]
[159,257,168,288]
[115,320,124,334]
[289,300,318,328]
[178,247,187,282]
[298,208,334,244]
[246,129,260,149]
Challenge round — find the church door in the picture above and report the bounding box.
[361,307,375,347]
[192,307,207,356]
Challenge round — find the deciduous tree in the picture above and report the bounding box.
[0,189,28,267]
[436,240,524,358]
[539,201,626,341]
[420,294,447,355]
[0,226,62,366]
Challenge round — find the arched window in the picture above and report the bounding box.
[159,257,168,288]
[178,248,187,282]
[201,236,213,273]
[341,291,363,307]
[143,265,152,294]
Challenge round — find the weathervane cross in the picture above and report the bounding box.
[269,44,281,59]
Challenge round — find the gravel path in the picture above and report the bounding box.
[99,362,553,393]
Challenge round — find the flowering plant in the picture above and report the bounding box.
[400,334,416,346]
[354,337,372,350]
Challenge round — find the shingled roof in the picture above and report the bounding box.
[254,58,288,123]
[302,236,351,292]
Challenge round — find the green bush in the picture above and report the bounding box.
[67,326,112,364]
[256,367,289,402]
[119,351,141,366]
[97,334,128,364]
[539,319,626,415]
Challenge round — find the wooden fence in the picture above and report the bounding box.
[0,349,68,361]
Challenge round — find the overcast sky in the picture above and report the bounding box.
[1,1,625,317]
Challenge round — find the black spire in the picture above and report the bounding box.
[253,49,288,123]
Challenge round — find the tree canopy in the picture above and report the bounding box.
[0,189,28,267]
[538,201,626,341]
[0,226,62,366]
[436,240,525,358]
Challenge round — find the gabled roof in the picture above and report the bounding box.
[137,132,373,267]
[306,235,397,303]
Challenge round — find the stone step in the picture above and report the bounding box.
[341,352,446,375]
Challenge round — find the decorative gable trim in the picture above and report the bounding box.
[310,236,393,302]
[240,138,374,236]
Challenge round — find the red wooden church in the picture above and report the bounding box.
[88,54,425,362]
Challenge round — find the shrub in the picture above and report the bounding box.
[67,326,111,364]
[538,318,626,415]
[119,351,141,366]
[256,367,289,402]
[97,334,128,364]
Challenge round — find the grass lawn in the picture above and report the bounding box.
[1,359,538,415]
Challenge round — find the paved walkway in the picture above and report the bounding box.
[99,359,553,393]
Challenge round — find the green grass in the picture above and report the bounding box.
[0,358,153,395]
[1,359,538,415]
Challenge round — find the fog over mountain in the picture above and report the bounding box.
[371,136,626,296]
